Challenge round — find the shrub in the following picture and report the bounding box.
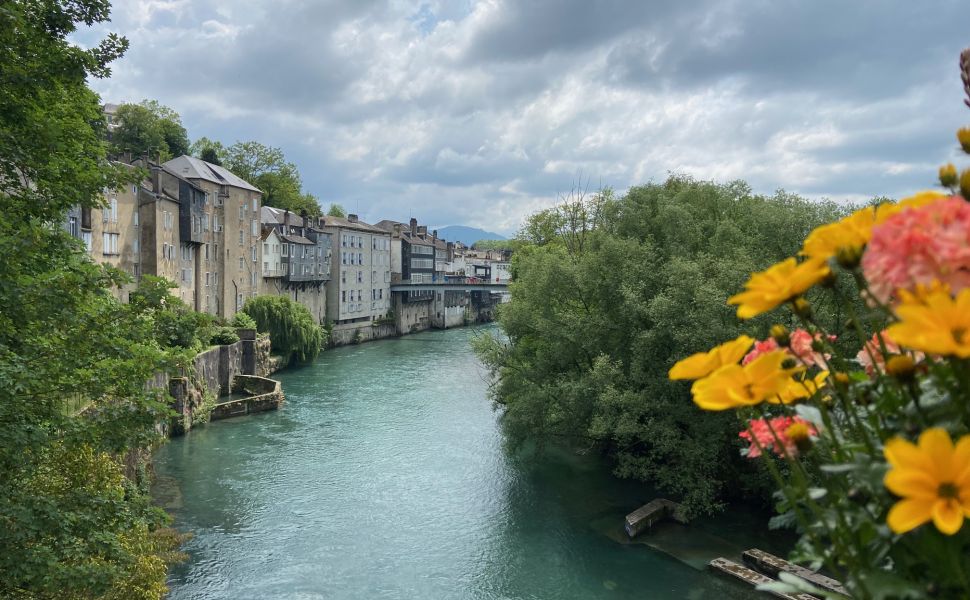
[209,326,239,346]
[242,296,324,363]
[230,312,257,330]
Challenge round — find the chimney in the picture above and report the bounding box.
[393,223,402,237]
[348,213,358,223]
[432,229,438,241]
[409,217,417,235]
[417,225,427,237]
[301,209,309,234]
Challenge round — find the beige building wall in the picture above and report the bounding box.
[85,182,141,301]
[138,195,183,298]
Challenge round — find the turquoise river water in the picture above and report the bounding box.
[153,325,783,599]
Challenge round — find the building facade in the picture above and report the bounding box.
[260,206,332,324]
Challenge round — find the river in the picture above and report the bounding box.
[153,324,782,599]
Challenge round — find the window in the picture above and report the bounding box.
[252,219,258,236]
[181,268,190,283]
[239,257,244,270]
[357,271,363,283]
[68,216,78,237]
[251,271,257,286]
[182,246,191,261]
[342,235,347,248]
[358,252,363,264]
[283,263,288,275]
[133,237,139,253]
[205,244,210,261]
[341,270,346,284]
[252,198,258,212]
[239,205,245,220]
[214,215,221,232]
[263,242,269,255]
[372,270,376,282]
[214,243,219,257]
[109,198,118,223]
[238,230,244,245]
[82,231,92,251]
[133,211,139,227]
[251,246,257,262]
[102,232,119,255]
[264,261,269,272]
[236,294,243,311]
[350,253,355,265]
[342,290,346,302]
[205,272,210,287]
[379,289,383,300]
[282,244,289,257]
[203,215,209,231]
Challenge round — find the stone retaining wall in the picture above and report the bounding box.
[210,375,284,421]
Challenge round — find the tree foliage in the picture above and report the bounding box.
[111,99,189,161]
[0,2,184,596]
[475,177,852,514]
[242,296,324,363]
[327,203,347,217]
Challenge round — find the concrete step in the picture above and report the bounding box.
[710,557,819,600]
[742,549,848,598]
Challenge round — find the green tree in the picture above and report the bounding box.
[189,136,226,165]
[0,2,184,596]
[111,99,188,161]
[475,176,851,515]
[242,296,324,363]
[221,141,320,215]
[327,203,347,217]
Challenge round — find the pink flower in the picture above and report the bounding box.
[789,329,835,368]
[739,416,817,458]
[742,338,779,365]
[856,330,924,376]
[862,197,970,303]
[743,329,834,367]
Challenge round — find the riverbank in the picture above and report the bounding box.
[153,325,786,599]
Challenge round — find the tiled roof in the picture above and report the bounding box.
[163,155,261,193]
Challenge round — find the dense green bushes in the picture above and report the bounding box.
[475,177,854,515]
[242,296,325,363]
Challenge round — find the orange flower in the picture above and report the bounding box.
[884,429,970,535]
[690,351,801,411]
[728,258,830,319]
[669,335,754,380]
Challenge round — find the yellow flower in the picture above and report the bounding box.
[668,335,754,380]
[958,127,970,154]
[876,191,948,224]
[690,351,800,411]
[940,163,959,187]
[728,258,830,319]
[887,288,970,358]
[801,208,877,262]
[884,428,970,535]
[770,370,828,405]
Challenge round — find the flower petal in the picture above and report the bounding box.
[887,498,934,534]
[919,428,954,480]
[885,468,938,500]
[932,499,966,535]
[884,437,931,471]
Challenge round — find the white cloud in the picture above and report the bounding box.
[82,0,970,235]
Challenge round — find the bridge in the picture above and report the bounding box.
[389,282,509,292]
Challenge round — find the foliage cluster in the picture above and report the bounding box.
[242,295,325,363]
[474,179,850,514]
[110,100,189,161]
[0,2,186,596]
[667,55,970,599]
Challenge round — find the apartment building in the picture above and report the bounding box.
[260,206,332,324]
[319,214,391,339]
[162,156,262,318]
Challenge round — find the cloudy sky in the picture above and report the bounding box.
[79,0,970,236]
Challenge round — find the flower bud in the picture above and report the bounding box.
[770,324,790,347]
[833,372,850,386]
[886,354,916,381]
[959,127,970,154]
[784,422,813,454]
[961,168,970,201]
[835,246,863,270]
[940,163,959,187]
[792,298,812,319]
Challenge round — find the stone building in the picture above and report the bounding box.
[162,155,262,318]
[319,214,391,343]
[260,206,331,325]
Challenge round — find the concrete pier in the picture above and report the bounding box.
[624,499,686,538]
[742,549,848,597]
[709,558,818,600]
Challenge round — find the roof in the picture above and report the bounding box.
[262,205,308,228]
[373,219,435,246]
[162,155,262,193]
[280,233,314,245]
[319,215,388,234]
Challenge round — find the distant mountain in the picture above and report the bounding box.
[436,225,507,246]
